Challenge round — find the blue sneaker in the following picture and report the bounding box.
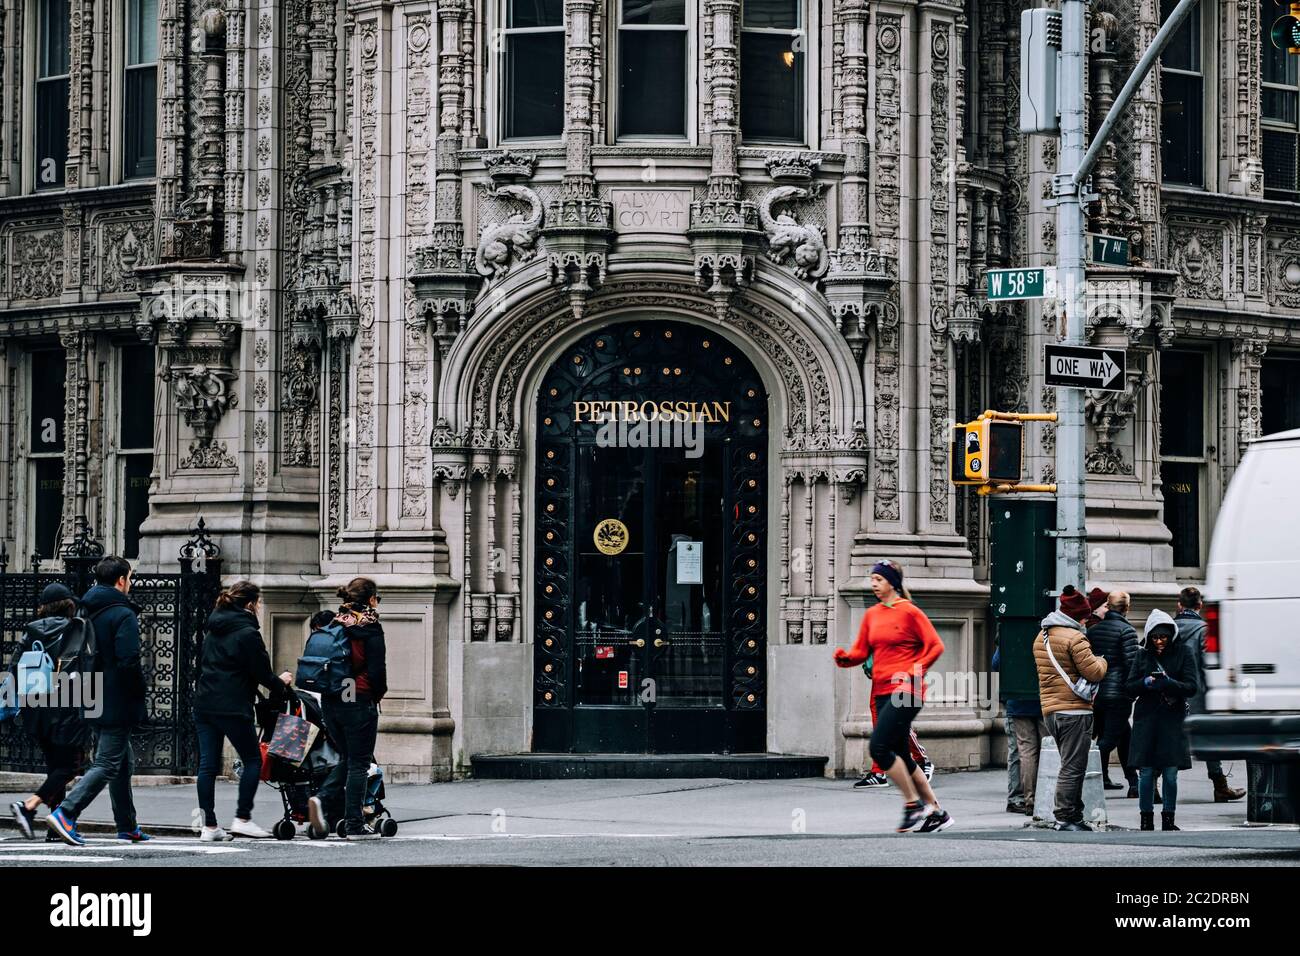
[117,828,152,843]
[46,808,86,847]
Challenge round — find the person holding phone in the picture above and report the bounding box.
[1125,609,1197,831]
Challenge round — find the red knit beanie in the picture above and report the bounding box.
[1058,585,1091,622]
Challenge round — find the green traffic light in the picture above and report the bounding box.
[1272,15,1300,50]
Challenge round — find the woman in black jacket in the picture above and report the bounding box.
[1125,608,1198,832]
[7,583,90,840]
[308,576,386,840]
[193,581,290,841]
[1087,591,1140,795]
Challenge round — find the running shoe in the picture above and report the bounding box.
[46,807,85,846]
[1055,821,1093,832]
[117,828,153,842]
[199,826,232,842]
[853,772,890,789]
[344,824,382,841]
[229,818,273,839]
[10,801,35,839]
[917,808,954,833]
[1005,800,1028,814]
[896,801,927,833]
[921,760,935,780]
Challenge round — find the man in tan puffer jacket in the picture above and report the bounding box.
[1033,585,1108,830]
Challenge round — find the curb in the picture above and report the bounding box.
[0,817,198,838]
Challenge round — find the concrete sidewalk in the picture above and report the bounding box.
[1,765,1262,838]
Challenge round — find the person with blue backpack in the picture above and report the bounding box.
[6,583,91,840]
[193,581,293,841]
[302,577,387,840]
[47,556,151,846]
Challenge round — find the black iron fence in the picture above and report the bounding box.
[0,521,222,775]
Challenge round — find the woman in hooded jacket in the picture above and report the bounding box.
[193,581,291,841]
[7,583,90,839]
[308,576,387,840]
[1125,608,1198,831]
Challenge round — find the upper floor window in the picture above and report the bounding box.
[1159,0,1203,187]
[502,0,565,140]
[124,0,159,178]
[618,0,687,138]
[1263,0,1300,197]
[35,0,71,189]
[740,0,803,143]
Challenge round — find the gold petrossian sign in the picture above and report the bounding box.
[573,400,732,424]
[593,518,630,556]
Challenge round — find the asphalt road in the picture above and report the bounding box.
[3,768,1296,867]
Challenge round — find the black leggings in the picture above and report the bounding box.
[869,694,922,776]
[35,740,84,807]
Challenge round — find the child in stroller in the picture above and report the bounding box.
[247,684,399,840]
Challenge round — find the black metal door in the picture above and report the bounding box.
[534,321,767,754]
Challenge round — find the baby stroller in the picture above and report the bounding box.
[249,688,399,839]
[248,688,339,840]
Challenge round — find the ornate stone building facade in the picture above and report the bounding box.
[1,0,1297,779]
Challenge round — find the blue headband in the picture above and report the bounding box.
[872,561,903,593]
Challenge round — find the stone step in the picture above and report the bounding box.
[471,753,829,780]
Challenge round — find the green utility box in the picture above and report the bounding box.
[988,499,1056,702]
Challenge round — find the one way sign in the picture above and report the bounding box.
[1044,344,1126,392]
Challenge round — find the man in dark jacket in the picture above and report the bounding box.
[46,556,150,846]
[1087,591,1140,796]
[1175,586,1245,802]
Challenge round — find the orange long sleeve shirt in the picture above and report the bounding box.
[840,600,945,701]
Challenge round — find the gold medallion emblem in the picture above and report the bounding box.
[593,518,630,556]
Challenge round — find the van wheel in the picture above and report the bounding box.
[273,820,296,841]
[380,818,398,837]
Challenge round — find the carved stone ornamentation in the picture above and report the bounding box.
[7,228,64,300]
[1168,226,1226,301]
[1085,372,1140,476]
[168,362,238,447]
[1265,233,1300,309]
[759,185,829,281]
[475,184,544,280]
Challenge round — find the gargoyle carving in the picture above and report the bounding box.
[759,186,828,281]
[475,185,544,279]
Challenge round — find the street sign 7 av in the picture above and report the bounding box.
[986,267,1054,301]
[1089,233,1129,266]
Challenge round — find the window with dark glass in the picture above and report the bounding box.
[29,350,66,560]
[35,0,71,189]
[119,344,155,559]
[503,0,565,139]
[618,0,687,138]
[124,0,159,178]
[740,1,803,143]
[1262,355,1300,437]
[1159,0,1203,186]
[1263,0,1300,196]
[1159,350,1207,569]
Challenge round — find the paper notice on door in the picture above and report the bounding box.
[676,541,703,585]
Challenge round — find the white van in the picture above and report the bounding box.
[1186,428,1300,762]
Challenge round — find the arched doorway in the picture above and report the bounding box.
[533,320,769,753]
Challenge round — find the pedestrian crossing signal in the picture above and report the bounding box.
[949,418,1023,485]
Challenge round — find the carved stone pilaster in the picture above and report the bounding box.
[689,0,760,312]
[58,331,92,552]
[1088,10,1143,264]
[541,0,613,318]
[1233,338,1268,454]
[171,6,229,262]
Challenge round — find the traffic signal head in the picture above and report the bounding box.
[950,419,1023,485]
[1272,5,1300,53]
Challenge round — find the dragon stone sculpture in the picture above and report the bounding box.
[475,184,544,280]
[759,185,828,281]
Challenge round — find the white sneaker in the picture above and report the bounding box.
[199,825,232,842]
[307,796,328,838]
[229,818,273,839]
